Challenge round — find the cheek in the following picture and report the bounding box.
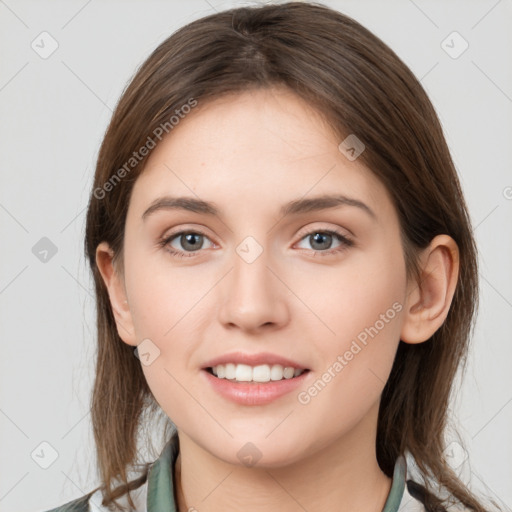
[295,250,405,412]
[295,247,406,347]
[125,254,212,377]
[129,262,208,418]
[125,252,202,339]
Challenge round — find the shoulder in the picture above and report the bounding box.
[404,480,472,512]
[402,480,433,511]
[43,436,168,512]
[43,491,94,512]
[44,482,148,512]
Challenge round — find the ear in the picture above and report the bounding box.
[400,234,460,344]
[95,241,137,346]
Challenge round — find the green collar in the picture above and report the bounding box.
[146,434,407,512]
[146,434,180,511]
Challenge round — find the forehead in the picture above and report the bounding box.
[129,88,391,220]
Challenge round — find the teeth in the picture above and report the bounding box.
[210,363,306,382]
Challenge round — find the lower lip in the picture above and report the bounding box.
[202,369,310,406]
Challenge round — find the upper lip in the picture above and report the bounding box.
[202,352,309,370]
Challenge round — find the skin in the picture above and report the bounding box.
[96,87,459,512]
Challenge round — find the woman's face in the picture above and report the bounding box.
[116,87,409,466]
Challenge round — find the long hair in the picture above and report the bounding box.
[84,2,490,510]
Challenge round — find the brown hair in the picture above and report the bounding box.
[83,2,495,510]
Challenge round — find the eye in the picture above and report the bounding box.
[295,229,353,256]
[160,230,215,257]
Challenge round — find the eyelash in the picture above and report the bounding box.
[158,228,354,259]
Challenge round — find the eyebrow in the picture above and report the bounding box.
[141,194,376,221]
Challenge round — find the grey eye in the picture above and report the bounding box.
[169,232,214,252]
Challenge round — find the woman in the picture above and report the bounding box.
[47,2,497,511]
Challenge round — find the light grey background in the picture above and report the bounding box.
[1,1,511,511]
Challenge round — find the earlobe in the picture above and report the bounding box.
[95,241,138,346]
[400,235,460,344]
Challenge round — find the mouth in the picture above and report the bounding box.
[202,364,311,405]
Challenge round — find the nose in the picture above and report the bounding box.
[217,247,290,333]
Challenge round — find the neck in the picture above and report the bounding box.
[173,403,393,512]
